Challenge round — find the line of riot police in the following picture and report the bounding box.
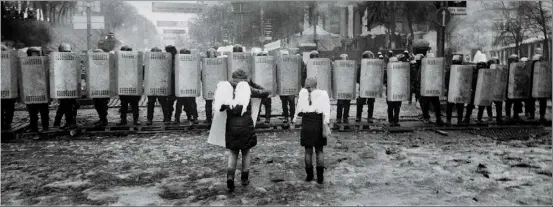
[1,43,551,132]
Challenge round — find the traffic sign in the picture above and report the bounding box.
[436,8,451,27]
[447,1,467,15]
[152,2,204,13]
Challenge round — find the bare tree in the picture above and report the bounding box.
[489,1,533,56]
[520,1,552,60]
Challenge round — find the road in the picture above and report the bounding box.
[2,126,552,205]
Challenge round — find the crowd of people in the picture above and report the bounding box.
[1,42,550,133]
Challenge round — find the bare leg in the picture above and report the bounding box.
[304,147,314,181]
[226,149,239,191]
[315,147,324,167]
[240,148,251,185]
[304,147,313,167]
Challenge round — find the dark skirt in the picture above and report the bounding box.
[300,112,326,147]
[225,105,257,150]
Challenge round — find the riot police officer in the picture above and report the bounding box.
[92,49,110,127]
[488,57,504,124]
[301,51,320,88]
[1,45,16,130]
[336,54,351,123]
[146,47,169,125]
[24,47,50,132]
[505,54,523,121]
[256,51,272,124]
[463,52,488,124]
[418,54,444,126]
[174,48,199,124]
[118,45,141,125]
[356,51,376,123]
[202,48,218,124]
[384,57,402,126]
[445,54,466,126]
[277,50,296,124]
[53,43,79,129]
[475,61,493,124]
[530,48,548,124]
[165,45,178,124]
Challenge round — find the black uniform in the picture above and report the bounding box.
[174,49,199,124]
[53,47,79,129]
[1,99,16,130]
[146,47,171,125]
[475,63,493,123]
[255,53,272,123]
[384,62,402,126]
[355,55,375,123]
[505,57,523,120]
[118,46,141,125]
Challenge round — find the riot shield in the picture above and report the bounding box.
[420,57,444,97]
[307,58,332,98]
[507,62,531,99]
[386,62,410,101]
[332,60,356,100]
[86,52,113,98]
[227,52,252,81]
[532,61,552,98]
[175,54,201,97]
[252,56,276,97]
[447,65,474,104]
[1,50,18,99]
[276,55,301,96]
[359,59,384,98]
[49,52,81,99]
[490,64,508,101]
[473,69,495,106]
[202,57,228,100]
[115,51,142,96]
[20,56,49,104]
[144,52,172,96]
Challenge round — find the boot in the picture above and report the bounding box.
[283,116,289,124]
[241,171,250,186]
[227,169,235,192]
[173,117,180,124]
[133,118,141,125]
[146,120,153,125]
[305,166,314,182]
[367,118,374,124]
[316,166,325,184]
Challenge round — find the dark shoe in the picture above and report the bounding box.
[336,119,342,124]
[305,166,314,182]
[462,119,470,124]
[227,179,235,192]
[367,118,374,124]
[436,119,444,126]
[355,118,361,123]
[241,171,250,186]
[133,119,141,125]
[343,119,349,124]
[476,120,484,125]
[117,120,128,126]
[53,122,60,127]
[173,118,181,124]
[395,122,401,127]
[146,120,153,125]
[192,119,199,124]
[27,128,39,133]
[39,128,49,133]
[423,119,430,124]
[60,124,70,130]
[264,120,270,124]
[316,166,325,184]
[203,119,212,124]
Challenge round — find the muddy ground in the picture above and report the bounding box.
[2,126,552,205]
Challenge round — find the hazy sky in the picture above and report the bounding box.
[127,1,198,34]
